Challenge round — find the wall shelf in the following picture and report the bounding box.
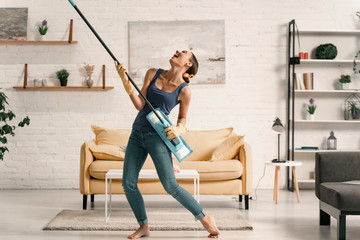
[13,86,113,90]
[294,149,360,153]
[295,90,360,93]
[295,120,360,123]
[13,64,114,90]
[295,30,360,34]
[0,19,77,44]
[300,59,360,64]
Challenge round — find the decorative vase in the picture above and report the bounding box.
[341,83,350,90]
[309,114,315,120]
[60,79,68,86]
[86,76,93,87]
[39,34,46,41]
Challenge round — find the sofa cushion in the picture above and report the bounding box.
[89,144,125,161]
[210,135,245,161]
[89,159,242,181]
[181,128,233,161]
[319,182,360,211]
[91,125,131,146]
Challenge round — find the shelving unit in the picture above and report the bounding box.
[13,64,113,90]
[286,19,360,191]
[0,19,77,44]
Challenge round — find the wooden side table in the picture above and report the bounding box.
[264,161,302,204]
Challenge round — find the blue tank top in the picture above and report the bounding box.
[132,68,188,132]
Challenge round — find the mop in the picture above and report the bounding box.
[68,0,193,162]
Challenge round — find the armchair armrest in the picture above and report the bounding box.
[238,141,253,195]
[80,140,96,194]
[315,152,360,198]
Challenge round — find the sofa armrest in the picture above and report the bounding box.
[80,140,96,194]
[315,152,360,199]
[238,141,253,195]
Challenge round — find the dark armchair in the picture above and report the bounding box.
[315,152,360,240]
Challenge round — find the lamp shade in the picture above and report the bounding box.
[272,117,284,134]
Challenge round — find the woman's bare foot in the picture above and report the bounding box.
[200,216,220,238]
[128,223,150,239]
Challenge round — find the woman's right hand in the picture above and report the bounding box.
[114,61,135,95]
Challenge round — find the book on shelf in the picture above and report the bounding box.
[303,72,314,90]
[295,73,305,90]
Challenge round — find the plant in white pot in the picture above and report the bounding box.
[307,98,317,120]
[339,74,351,90]
[37,19,48,41]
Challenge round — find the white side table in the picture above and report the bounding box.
[105,169,200,223]
[264,161,302,204]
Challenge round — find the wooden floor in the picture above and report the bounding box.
[0,189,359,239]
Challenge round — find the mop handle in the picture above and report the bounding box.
[67,0,166,125]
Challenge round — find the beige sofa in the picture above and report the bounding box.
[80,126,252,210]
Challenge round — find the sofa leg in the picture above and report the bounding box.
[83,195,87,210]
[239,195,242,202]
[320,209,330,225]
[338,214,346,240]
[245,195,249,210]
[90,194,95,208]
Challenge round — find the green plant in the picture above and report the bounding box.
[349,102,360,119]
[56,69,70,80]
[315,43,337,59]
[353,50,360,74]
[339,74,351,84]
[0,89,30,160]
[307,98,317,114]
[37,20,48,35]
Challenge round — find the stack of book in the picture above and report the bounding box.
[295,146,319,150]
[295,73,314,90]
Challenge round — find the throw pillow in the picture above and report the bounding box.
[91,125,131,146]
[89,144,125,161]
[210,135,245,161]
[181,127,234,161]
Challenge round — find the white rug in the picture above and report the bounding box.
[43,208,253,231]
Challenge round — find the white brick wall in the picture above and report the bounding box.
[0,0,359,190]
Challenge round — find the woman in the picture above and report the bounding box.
[114,50,220,239]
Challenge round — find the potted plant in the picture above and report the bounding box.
[56,69,70,86]
[0,88,30,161]
[315,43,337,59]
[307,98,317,120]
[349,102,360,120]
[83,63,95,87]
[339,74,351,90]
[37,19,48,40]
[353,49,360,81]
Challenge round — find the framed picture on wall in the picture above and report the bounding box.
[129,20,225,85]
[0,8,28,41]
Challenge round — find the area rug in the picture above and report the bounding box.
[43,208,253,231]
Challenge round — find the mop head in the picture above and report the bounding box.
[146,108,193,163]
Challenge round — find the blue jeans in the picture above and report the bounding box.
[122,129,206,226]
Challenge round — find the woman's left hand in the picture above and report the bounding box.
[165,123,187,139]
